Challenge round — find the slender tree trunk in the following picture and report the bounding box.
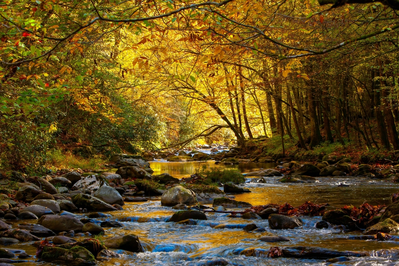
[288,89,307,149]
[372,69,390,150]
[238,66,253,139]
[307,86,322,147]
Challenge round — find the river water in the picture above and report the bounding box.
[12,160,399,265]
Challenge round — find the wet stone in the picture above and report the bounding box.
[243,223,258,231]
[177,219,197,225]
[259,236,291,242]
[18,211,38,220]
[100,221,123,228]
[0,238,19,246]
[124,197,148,202]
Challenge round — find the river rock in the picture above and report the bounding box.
[71,175,101,191]
[15,186,42,202]
[134,179,163,196]
[161,186,196,206]
[116,166,151,179]
[0,249,14,258]
[49,177,71,187]
[0,229,39,242]
[57,200,78,212]
[380,201,399,221]
[3,213,16,220]
[18,224,55,237]
[213,197,252,208]
[38,246,95,265]
[319,166,338,176]
[152,173,179,185]
[242,212,261,219]
[124,197,148,202]
[268,214,303,229]
[52,236,76,244]
[223,183,250,194]
[71,193,117,212]
[244,169,282,177]
[32,192,54,201]
[37,178,57,194]
[17,211,38,220]
[354,164,373,176]
[258,207,279,219]
[281,246,367,259]
[38,214,84,232]
[0,221,11,231]
[82,222,104,235]
[20,205,54,217]
[322,209,355,227]
[104,234,144,252]
[93,186,124,205]
[363,218,399,235]
[100,221,123,228]
[259,236,290,242]
[31,199,60,213]
[192,152,210,161]
[0,238,18,246]
[293,163,320,176]
[63,171,82,186]
[111,155,153,172]
[101,172,122,183]
[169,210,207,222]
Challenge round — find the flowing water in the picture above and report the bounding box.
[11,160,399,265]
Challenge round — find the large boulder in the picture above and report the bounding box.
[161,186,196,206]
[20,205,54,217]
[293,163,320,177]
[38,214,84,232]
[72,193,117,212]
[268,214,303,229]
[30,199,60,213]
[169,210,207,222]
[363,218,399,235]
[104,234,144,252]
[93,186,124,205]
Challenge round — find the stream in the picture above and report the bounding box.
[9,160,399,265]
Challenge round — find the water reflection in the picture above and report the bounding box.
[150,160,275,179]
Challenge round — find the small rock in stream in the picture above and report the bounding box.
[259,236,290,242]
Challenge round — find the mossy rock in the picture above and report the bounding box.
[363,218,399,235]
[380,201,399,221]
[185,184,223,194]
[322,210,355,227]
[40,246,95,265]
[0,248,15,258]
[134,179,163,196]
[152,173,179,185]
[221,158,239,164]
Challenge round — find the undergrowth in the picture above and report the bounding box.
[45,149,106,171]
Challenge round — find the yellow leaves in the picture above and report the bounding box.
[48,123,58,133]
[60,66,73,75]
[282,69,291,78]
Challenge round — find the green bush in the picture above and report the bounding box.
[197,167,245,184]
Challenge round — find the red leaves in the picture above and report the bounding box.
[320,15,324,23]
[297,201,327,216]
[268,247,283,258]
[36,239,54,258]
[341,203,385,228]
[22,32,31,37]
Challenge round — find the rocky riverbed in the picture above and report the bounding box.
[1,155,399,265]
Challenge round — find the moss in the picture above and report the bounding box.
[124,181,135,186]
[135,179,164,190]
[184,184,223,194]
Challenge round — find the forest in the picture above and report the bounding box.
[1,0,399,172]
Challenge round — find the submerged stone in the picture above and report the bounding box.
[169,210,207,222]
